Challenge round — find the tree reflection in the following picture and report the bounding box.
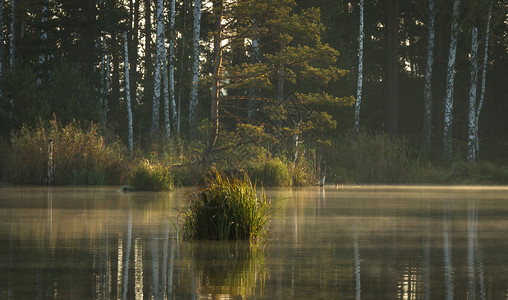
[443,207,453,300]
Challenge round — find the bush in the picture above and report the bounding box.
[183,170,270,240]
[7,118,126,185]
[250,157,292,187]
[328,132,416,183]
[126,159,174,191]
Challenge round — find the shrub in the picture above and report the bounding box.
[7,118,126,185]
[328,132,416,183]
[126,159,174,191]
[250,157,292,187]
[183,170,270,240]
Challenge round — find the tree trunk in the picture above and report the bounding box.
[467,27,479,163]
[151,0,164,136]
[475,0,493,157]
[422,0,435,157]
[100,37,108,126]
[177,0,187,136]
[354,0,364,135]
[144,0,153,125]
[37,0,48,85]
[130,0,140,119]
[204,0,223,166]
[0,0,4,86]
[169,0,178,133]
[9,0,15,68]
[163,48,170,138]
[124,32,133,153]
[189,0,202,140]
[386,0,399,139]
[277,40,286,102]
[247,34,259,118]
[443,0,460,161]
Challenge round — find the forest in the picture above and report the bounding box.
[0,0,507,186]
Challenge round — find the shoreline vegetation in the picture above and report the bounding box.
[1,120,508,189]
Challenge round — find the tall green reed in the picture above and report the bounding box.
[183,170,270,240]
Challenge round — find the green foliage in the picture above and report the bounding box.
[0,62,49,134]
[183,171,270,240]
[0,61,98,136]
[126,159,174,191]
[329,132,416,183]
[44,61,99,125]
[448,161,508,184]
[250,157,292,187]
[7,118,126,185]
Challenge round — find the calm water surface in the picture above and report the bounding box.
[1,185,508,299]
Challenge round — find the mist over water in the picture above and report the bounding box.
[1,185,508,299]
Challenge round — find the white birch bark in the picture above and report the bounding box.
[443,0,460,161]
[37,0,48,86]
[0,0,4,97]
[9,0,15,68]
[163,41,170,139]
[38,0,48,65]
[101,37,109,126]
[247,35,259,118]
[475,0,493,156]
[422,0,435,156]
[151,0,164,136]
[467,27,479,163]
[189,0,202,139]
[354,0,364,135]
[124,32,133,153]
[169,0,178,133]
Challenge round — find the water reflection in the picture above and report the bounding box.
[443,204,454,300]
[1,186,508,298]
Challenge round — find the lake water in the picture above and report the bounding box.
[1,186,508,299]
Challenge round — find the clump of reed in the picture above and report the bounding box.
[125,158,174,191]
[8,118,126,185]
[183,170,270,240]
[250,157,292,187]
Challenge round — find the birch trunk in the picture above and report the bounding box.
[163,41,170,138]
[189,0,202,140]
[354,0,364,135]
[101,37,109,126]
[9,0,15,68]
[204,0,223,165]
[386,0,399,138]
[475,0,493,157]
[177,0,187,136]
[37,0,48,85]
[422,0,435,157]
[277,40,286,101]
[247,35,259,118]
[151,0,164,136]
[169,0,177,133]
[467,27,479,163]
[443,0,460,161]
[0,0,4,88]
[124,32,133,153]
